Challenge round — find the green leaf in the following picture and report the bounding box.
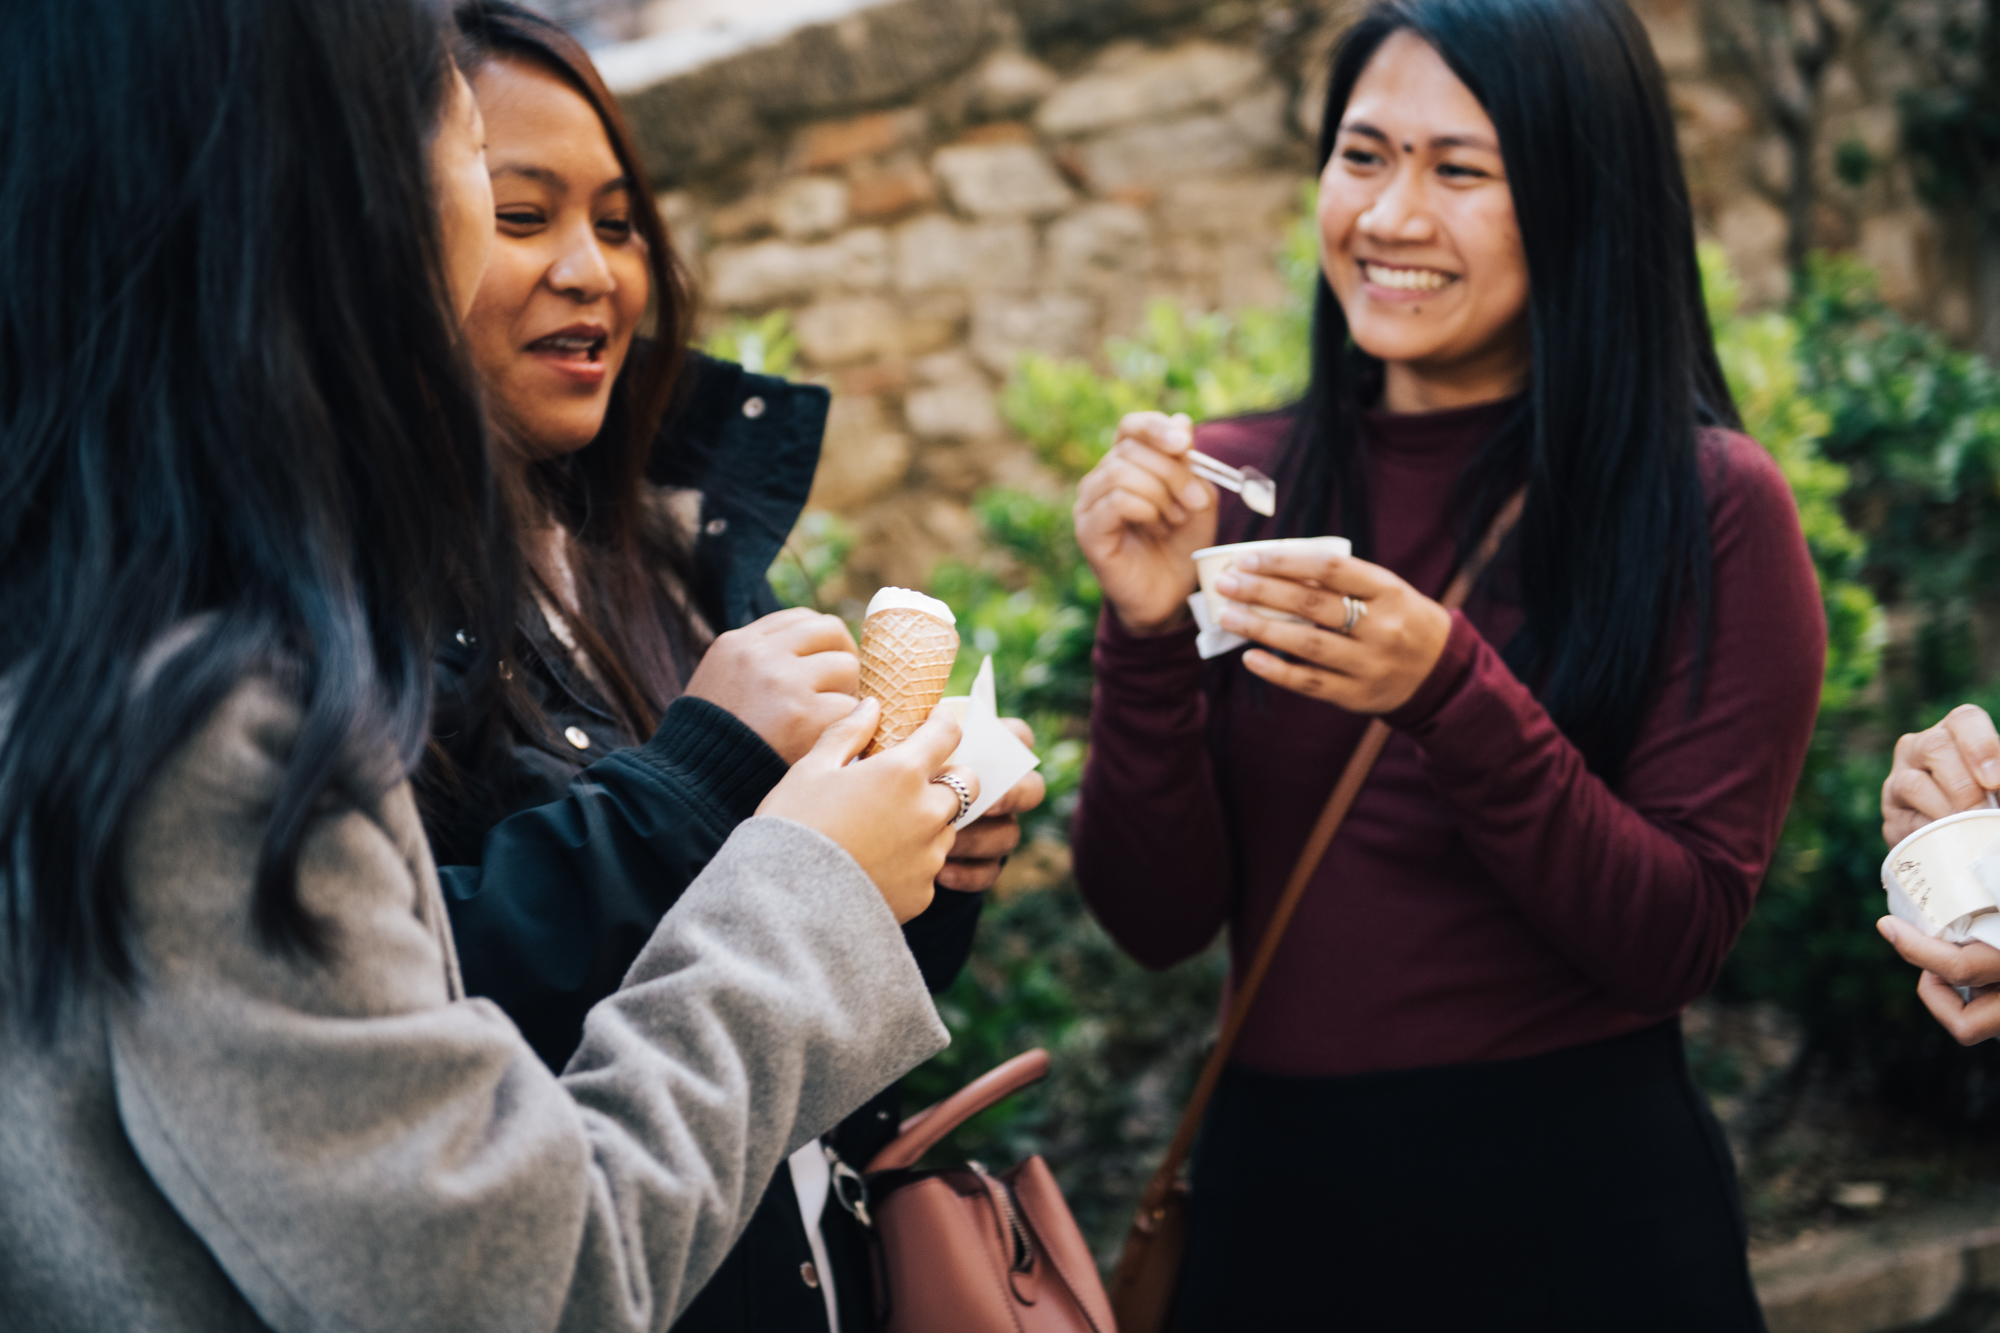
[701,310,800,378]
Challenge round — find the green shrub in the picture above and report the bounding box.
[1717,255,2000,1117]
[1795,255,2000,624]
[1702,246,1882,711]
[765,510,855,615]
[700,310,800,378]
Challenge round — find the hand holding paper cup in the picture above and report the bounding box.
[1881,808,2000,950]
[1186,537,1353,659]
[1880,808,2000,1041]
[1192,537,1354,625]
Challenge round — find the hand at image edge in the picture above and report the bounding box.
[1878,916,2000,1046]
[1882,703,2000,847]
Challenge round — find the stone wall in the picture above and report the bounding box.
[595,0,1972,595]
[1638,0,1972,325]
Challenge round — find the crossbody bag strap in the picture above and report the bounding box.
[1129,487,1526,1226]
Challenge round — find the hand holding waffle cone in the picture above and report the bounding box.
[857,588,960,757]
[758,697,969,922]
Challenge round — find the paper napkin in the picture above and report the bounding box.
[1189,590,1249,660]
[940,656,1041,829]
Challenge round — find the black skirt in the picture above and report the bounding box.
[1175,1020,1767,1332]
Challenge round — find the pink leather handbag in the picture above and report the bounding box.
[861,1049,1116,1332]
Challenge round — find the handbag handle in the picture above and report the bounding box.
[865,1047,1051,1173]
[1126,488,1527,1234]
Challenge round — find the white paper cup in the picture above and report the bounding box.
[1190,537,1353,628]
[1882,808,2000,944]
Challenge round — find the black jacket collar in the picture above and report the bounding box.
[651,350,828,634]
[440,351,828,683]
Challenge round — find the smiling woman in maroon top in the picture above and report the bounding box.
[1071,1,1824,1328]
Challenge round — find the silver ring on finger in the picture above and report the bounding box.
[931,772,974,825]
[1338,595,1368,636]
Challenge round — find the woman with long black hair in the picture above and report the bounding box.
[424,8,1044,1326]
[0,0,970,1326]
[1071,1,1824,1326]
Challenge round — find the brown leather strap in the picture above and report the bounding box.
[865,1048,1051,1173]
[1130,488,1526,1229]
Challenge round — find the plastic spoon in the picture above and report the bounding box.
[1186,449,1277,517]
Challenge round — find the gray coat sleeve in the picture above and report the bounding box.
[105,679,948,1332]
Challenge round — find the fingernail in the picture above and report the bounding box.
[1218,607,1244,632]
[1878,918,1898,942]
[1182,482,1210,510]
[1981,761,2000,787]
[1215,572,1241,595]
[1235,553,1261,572]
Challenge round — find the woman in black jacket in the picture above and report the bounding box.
[424,5,1044,1329]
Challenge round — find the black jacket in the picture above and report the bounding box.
[428,354,979,1330]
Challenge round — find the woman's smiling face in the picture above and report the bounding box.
[465,57,649,457]
[1319,30,1530,412]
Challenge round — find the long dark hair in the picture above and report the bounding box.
[1279,0,1736,778]
[0,0,504,1035]
[451,0,696,742]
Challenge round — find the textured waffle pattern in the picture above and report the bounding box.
[858,608,959,756]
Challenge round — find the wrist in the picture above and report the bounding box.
[635,696,789,825]
[1412,600,1454,681]
[1113,600,1193,637]
[1382,612,1480,732]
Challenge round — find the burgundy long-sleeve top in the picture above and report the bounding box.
[1072,400,1826,1077]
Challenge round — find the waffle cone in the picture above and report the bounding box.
[858,607,959,757]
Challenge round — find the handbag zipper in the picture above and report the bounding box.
[968,1161,1033,1274]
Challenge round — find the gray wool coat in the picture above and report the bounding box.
[0,676,949,1331]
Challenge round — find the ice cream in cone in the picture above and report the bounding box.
[857,588,960,757]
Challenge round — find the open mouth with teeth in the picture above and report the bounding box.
[527,331,608,362]
[1360,260,1457,292]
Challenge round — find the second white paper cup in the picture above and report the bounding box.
[1191,537,1353,628]
[1882,807,2000,944]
